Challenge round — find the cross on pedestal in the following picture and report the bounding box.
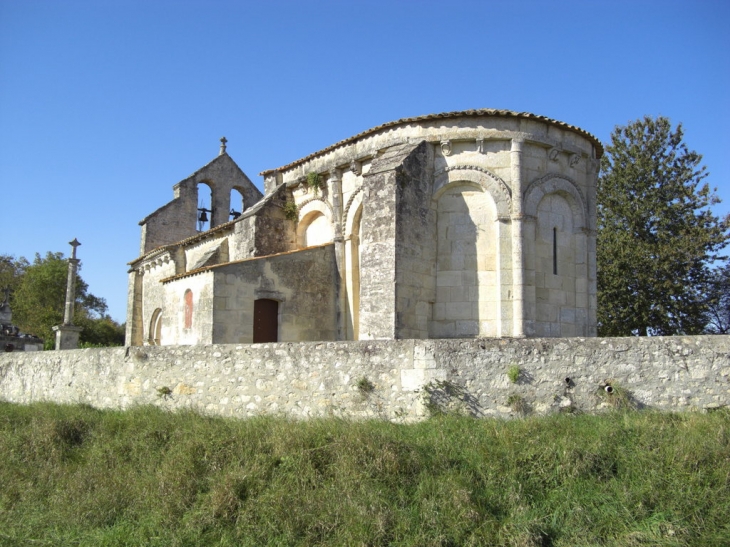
[53,238,83,350]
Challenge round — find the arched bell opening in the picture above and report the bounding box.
[197,182,213,231]
[230,187,245,220]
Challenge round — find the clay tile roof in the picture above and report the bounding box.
[260,109,603,176]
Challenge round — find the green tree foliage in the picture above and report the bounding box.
[597,116,730,336]
[3,252,124,347]
[705,263,730,334]
[0,254,29,296]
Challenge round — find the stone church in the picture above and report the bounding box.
[126,109,601,346]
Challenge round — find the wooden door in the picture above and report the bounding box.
[253,299,278,343]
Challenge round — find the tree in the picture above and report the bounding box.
[7,252,124,346]
[704,263,730,334]
[597,115,730,336]
[0,254,29,297]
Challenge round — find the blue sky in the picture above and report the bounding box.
[1,0,728,323]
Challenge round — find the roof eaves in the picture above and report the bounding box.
[260,109,603,176]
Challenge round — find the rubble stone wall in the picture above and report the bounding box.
[1,336,728,420]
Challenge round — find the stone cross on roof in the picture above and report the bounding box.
[219,136,228,156]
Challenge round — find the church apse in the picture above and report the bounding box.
[127,111,601,346]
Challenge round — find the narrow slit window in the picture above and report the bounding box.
[553,227,558,275]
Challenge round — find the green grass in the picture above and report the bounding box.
[1,402,728,546]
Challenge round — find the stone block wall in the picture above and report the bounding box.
[162,271,215,345]
[209,244,338,344]
[1,336,727,420]
[394,141,436,339]
[358,146,415,339]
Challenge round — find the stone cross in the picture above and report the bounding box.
[63,239,81,325]
[219,136,228,155]
[53,238,83,350]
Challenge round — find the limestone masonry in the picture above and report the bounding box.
[126,110,603,346]
[1,336,728,419]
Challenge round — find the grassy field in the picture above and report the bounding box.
[0,402,728,547]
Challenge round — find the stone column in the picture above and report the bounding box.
[510,139,525,338]
[125,267,144,346]
[329,168,347,340]
[53,238,83,350]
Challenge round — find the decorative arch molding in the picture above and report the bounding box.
[297,197,334,222]
[523,173,586,230]
[343,186,363,236]
[433,165,511,220]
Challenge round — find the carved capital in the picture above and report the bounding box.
[328,168,341,181]
[440,139,452,156]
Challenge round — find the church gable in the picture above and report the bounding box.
[138,142,263,254]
